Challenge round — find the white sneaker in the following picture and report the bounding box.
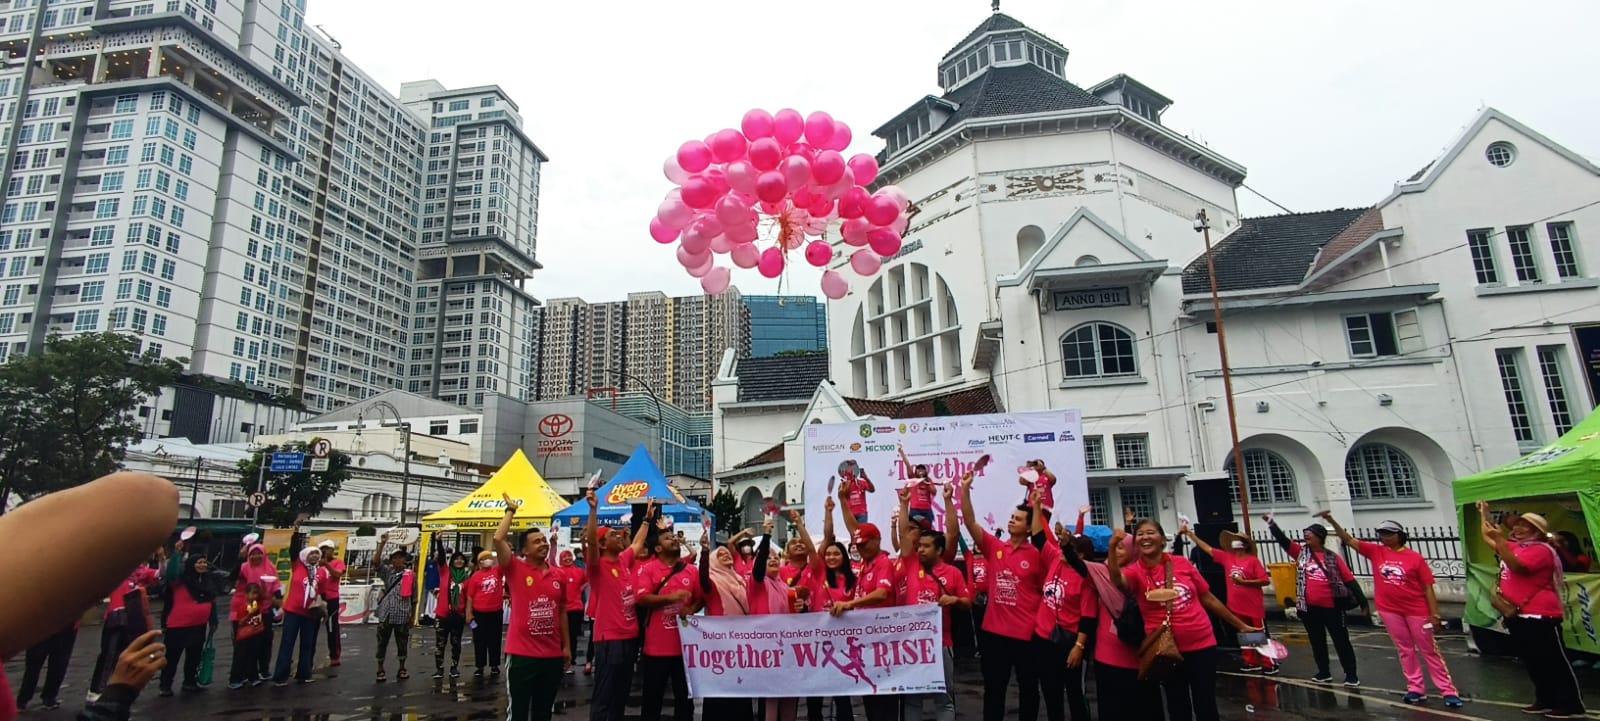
[85,692,100,704]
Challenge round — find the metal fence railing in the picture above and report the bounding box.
[1252,526,1466,580]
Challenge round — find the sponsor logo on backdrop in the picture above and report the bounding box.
[897,424,908,434]
[977,418,1017,430]
[1024,433,1055,443]
[989,434,1020,443]
[813,443,853,453]
[875,426,897,435]
[967,439,987,448]
[465,498,525,511]
[859,424,874,438]
[850,443,863,451]
[908,423,921,433]
[864,444,897,452]
[606,481,651,505]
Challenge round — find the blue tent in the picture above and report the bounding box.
[552,444,715,530]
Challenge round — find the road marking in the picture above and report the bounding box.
[1221,671,1488,721]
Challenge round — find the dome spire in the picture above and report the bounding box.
[992,0,1000,12]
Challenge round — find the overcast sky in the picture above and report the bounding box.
[304,0,1600,303]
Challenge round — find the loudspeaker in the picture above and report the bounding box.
[1188,476,1235,526]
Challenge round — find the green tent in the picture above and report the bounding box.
[1454,408,1600,654]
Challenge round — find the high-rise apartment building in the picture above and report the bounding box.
[744,295,827,357]
[0,0,544,428]
[531,290,749,413]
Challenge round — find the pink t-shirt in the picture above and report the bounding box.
[1287,542,1355,609]
[908,479,935,512]
[968,555,988,594]
[466,568,505,613]
[853,552,896,608]
[1092,596,1141,669]
[561,564,587,612]
[503,556,566,659]
[1122,556,1217,653]
[1032,473,1056,512]
[845,478,871,517]
[804,561,851,612]
[1036,543,1098,638]
[1208,550,1268,621]
[779,561,807,588]
[283,561,325,618]
[322,560,345,596]
[232,563,283,622]
[107,567,160,615]
[166,583,214,629]
[588,548,639,642]
[895,555,969,647]
[978,532,1044,641]
[1356,542,1435,617]
[1499,542,1563,618]
[635,559,700,657]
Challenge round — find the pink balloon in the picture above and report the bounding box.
[758,247,786,278]
[649,217,679,244]
[755,171,788,204]
[664,156,692,185]
[677,244,708,268]
[781,155,812,190]
[808,195,834,218]
[680,226,710,255]
[788,143,816,163]
[773,109,804,146]
[726,221,760,244]
[864,195,900,226]
[725,161,758,193]
[841,218,871,246]
[701,266,731,295]
[837,187,869,219]
[759,200,787,216]
[850,249,881,276]
[741,109,775,140]
[805,240,832,267]
[715,195,753,227]
[821,167,855,200]
[702,167,730,194]
[731,242,761,268]
[687,254,715,278]
[880,185,911,211]
[677,141,713,174]
[826,121,853,152]
[710,129,748,164]
[748,138,783,171]
[820,269,848,300]
[793,187,815,209]
[847,154,879,186]
[812,150,846,185]
[657,198,694,230]
[889,213,909,235]
[804,111,835,147]
[709,234,733,254]
[868,228,902,257]
[681,178,718,209]
[693,215,724,239]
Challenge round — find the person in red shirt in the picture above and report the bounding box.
[273,518,327,687]
[955,470,1043,721]
[432,544,471,680]
[1323,514,1460,707]
[464,551,506,678]
[158,550,221,696]
[1085,534,1161,721]
[839,461,875,523]
[555,550,587,675]
[1016,460,1057,519]
[1110,519,1258,721]
[89,551,164,697]
[896,484,972,721]
[635,522,699,721]
[832,488,898,721]
[1479,503,1584,719]
[807,498,860,721]
[1266,516,1360,686]
[584,490,650,721]
[316,540,345,668]
[493,495,571,721]
[230,542,281,685]
[1029,495,1097,721]
[896,445,936,528]
[1179,525,1275,674]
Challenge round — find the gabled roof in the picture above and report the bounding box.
[1385,107,1600,203]
[300,389,474,425]
[1305,207,1387,277]
[841,385,1001,419]
[735,443,785,469]
[733,353,830,403]
[1181,208,1370,294]
[997,207,1157,288]
[942,12,1032,60]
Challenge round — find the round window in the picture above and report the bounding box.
[1486,141,1516,168]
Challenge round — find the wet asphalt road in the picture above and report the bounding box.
[6,622,1599,720]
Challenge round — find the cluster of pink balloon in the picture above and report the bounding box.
[650,109,911,299]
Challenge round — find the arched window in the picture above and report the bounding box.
[740,486,766,529]
[1060,322,1137,379]
[1225,449,1298,504]
[1345,443,1421,501]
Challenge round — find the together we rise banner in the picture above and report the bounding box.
[800,410,1087,543]
[680,605,945,697]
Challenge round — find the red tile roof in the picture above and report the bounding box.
[841,385,1000,419]
[1307,207,1386,277]
[734,443,785,469]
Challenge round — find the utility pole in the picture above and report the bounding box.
[187,455,203,519]
[1197,209,1253,535]
[365,400,412,526]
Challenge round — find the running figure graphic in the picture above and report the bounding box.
[819,637,877,692]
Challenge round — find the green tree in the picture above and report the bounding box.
[238,439,352,527]
[706,487,741,538]
[0,333,183,509]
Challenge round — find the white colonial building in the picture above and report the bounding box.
[710,11,1600,542]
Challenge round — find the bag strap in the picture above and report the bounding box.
[1162,562,1176,624]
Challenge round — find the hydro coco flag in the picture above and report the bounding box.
[801,410,1087,542]
[680,606,945,698]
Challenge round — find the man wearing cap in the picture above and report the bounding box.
[584,489,651,721]
[1179,524,1274,674]
[315,540,345,668]
[371,536,416,682]
[494,495,570,721]
[832,489,899,721]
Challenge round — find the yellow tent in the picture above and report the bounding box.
[420,449,570,532]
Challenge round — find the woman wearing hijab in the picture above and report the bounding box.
[228,584,271,690]
[1265,516,1359,686]
[433,543,471,680]
[159,548,221,696]
[465,550,505,678]
[231,543,282,685]
[699,529,753,721]
[272,518,326,687]
[1479,503,1585,719]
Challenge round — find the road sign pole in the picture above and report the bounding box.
[250,453,267,528]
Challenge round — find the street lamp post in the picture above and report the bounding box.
[603,368,664,462]
[362,400,412,526]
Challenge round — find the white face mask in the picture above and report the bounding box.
[480,560,494,568]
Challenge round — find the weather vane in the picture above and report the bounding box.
[992,0,1000,12]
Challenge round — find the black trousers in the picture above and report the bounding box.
[1093,661,1162,721]
[1030,635,1088,721]
[704,697,753,721]
[473,610,504,670]
[251,623,275,679]
[17,625,76,706]
[1160,646,1219,721]
[1299,606,1357,678]
[324,599,342,661]
[640,655,692,721]
[590,638,638,721]
[1506,617,1586,714]
[806,695,855,721]
[228,629,269,685]
[159,625,206,690]
[861,695,897,721]
[436,612,466,668]
[979,631,1038,721]
[585,619,596,665]
[566,611,584,663]
[507,654,564,721]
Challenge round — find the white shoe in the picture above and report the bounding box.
[85,692,100,703]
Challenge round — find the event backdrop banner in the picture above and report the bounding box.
[801,411,1086,543]
[680,605,944,698]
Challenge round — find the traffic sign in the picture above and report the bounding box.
[247,492,267,508]
[269,452,305,473]
[309,457,330,472]
[310,439,333,459]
